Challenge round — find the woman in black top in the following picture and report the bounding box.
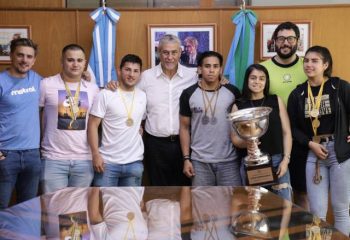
[287,46,350,235]
[231,64,292,201]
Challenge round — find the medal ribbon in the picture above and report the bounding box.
[118,88,135,122]
[64,81,81,120]
[123,212,137,240]
[307,79,325,136]
[308,80,325,185]
[201,82,219,119]
[203,214,219,240]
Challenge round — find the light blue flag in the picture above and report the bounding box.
[224,10,257,90]
[88,7,120,88]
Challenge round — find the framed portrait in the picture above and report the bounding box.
[0,25,31,64]
[260,21,312,60]
[148,24,217,68]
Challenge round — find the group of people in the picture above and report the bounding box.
[0,21,350,236]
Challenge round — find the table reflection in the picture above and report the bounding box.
[0,187,348,240]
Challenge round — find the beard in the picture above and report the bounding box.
[276,44,298,59]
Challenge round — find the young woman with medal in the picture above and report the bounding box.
[230,64,293,201]
[40,44,99,194]
[287,46,350,236]
[179,51,242,186]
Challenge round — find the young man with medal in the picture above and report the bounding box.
[179,51,241,186]
[39,44,99,193]
[288,46,350,235]
[0,38,41,209]
[88,54,146,186]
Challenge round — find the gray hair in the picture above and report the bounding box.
[158,34,181,51]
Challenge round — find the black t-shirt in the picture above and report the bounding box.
[235,94,284,155]
[306,80,336,135]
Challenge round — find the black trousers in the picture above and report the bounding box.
[144,132,191,186]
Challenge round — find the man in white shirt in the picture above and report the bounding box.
[88,54,146,186]
[140,34,197,186]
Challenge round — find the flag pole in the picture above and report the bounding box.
[100,0,106,10]
[240,0,246,10]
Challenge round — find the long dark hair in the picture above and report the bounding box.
[241,64,270,100]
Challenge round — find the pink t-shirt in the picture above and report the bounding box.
[39,74,99,160]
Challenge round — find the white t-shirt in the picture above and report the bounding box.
[40,74,99,160]
[90,187,148,240]
[139,64,197,137]
[89,88,146,164]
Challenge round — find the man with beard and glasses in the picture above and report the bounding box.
[261,22,309,210]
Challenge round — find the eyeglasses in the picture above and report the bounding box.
[276,36,298,44]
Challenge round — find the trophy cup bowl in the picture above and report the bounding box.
[231,187,272,239]
[228,107,276,186]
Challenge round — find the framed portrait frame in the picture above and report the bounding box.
[147,24,217,68]
[0,25,31,64]
[260,21,312,60]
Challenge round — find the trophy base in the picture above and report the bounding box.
[244,155,277,186]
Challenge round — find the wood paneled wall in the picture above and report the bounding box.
[0,0,64,8]
[0,5,350,80]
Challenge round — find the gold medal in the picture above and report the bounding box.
[126,118,134,127]
[309,108,319,118]
[312,119,320,128]
[63,79,81,127]
[127,212,135,221]
[312,135,321,143]
[118,89,135,128]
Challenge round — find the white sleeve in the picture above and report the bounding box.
[39,78,47,107]
[89,90,108,118]
[137,72,146,92]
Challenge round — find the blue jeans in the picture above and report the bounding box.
[240,154,292,201]
[0,149,41,209]
[41,159,94,193]
[191,160,241,186]
[93,161,143,187]
[306,141,350,236]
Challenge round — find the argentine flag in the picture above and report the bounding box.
[88,7,120,88]
[224,10,257,90]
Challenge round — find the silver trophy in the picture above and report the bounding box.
[231,187,272,239]
[228,107,276,186]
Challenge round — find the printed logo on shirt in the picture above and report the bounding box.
[304,94,332,118]
[11,86,36,96]
[57,90,89,130]
[192,106,203,113]
[59,211,90,239]
[282,74,292,83]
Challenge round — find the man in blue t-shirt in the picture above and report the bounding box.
[0,38,42,209]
